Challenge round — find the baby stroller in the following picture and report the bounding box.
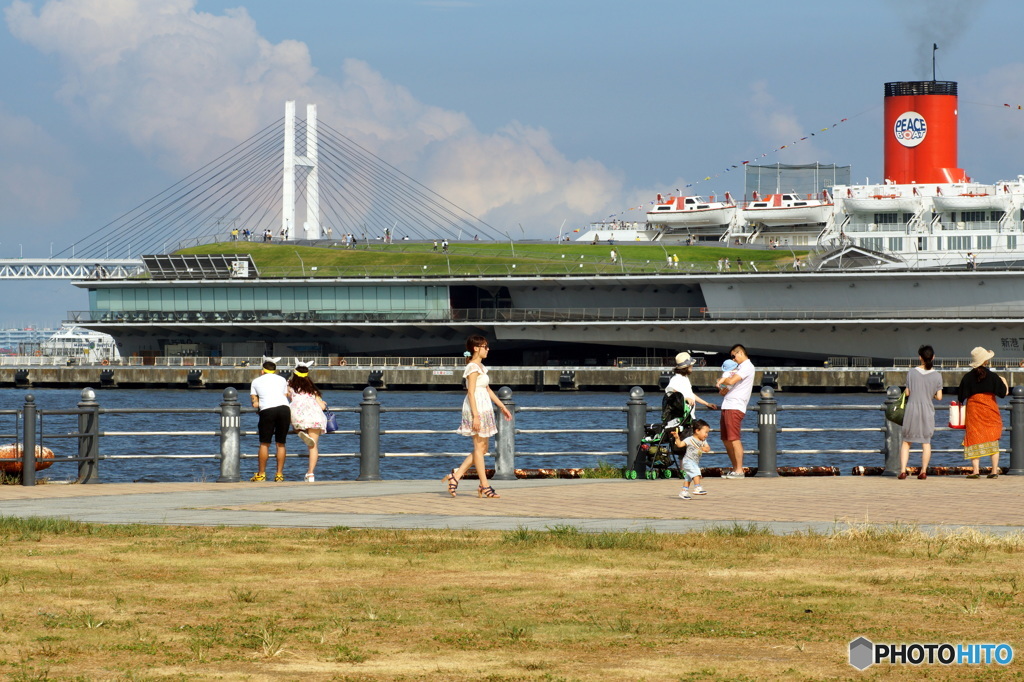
[627,396,697,481]
[625,418,686,479]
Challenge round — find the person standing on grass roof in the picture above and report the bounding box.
[250,356,290,482]
[716,343,755,478]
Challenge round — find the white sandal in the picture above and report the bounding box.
[304,473,315,483]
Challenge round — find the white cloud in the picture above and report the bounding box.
[0,103,79,225]
[747,81,824,165]
[5,0,626,234]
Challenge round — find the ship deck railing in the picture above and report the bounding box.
[4,354,1022,371]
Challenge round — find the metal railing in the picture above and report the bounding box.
[65,302,1024,327]
[7,353,1024,372]
[0,355,464,368]
[10,385,1024,485]
[891,357,1024,370]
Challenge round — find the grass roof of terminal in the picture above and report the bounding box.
[175,241,807,278]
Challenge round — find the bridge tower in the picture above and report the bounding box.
[282,101,320,240]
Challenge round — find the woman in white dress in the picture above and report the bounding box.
[443,335,512,498]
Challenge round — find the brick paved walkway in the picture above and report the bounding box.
[2,475,1022,533]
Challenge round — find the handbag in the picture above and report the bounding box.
[885,392,907,425]
[324,410,338,433]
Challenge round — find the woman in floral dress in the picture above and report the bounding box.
[443,335,512,498]
[288,361,327,482]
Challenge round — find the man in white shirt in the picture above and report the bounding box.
[250,357,290,482]
[715,344,755,478]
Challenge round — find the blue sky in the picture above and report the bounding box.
[2,0,1024,325]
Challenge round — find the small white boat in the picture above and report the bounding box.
[646,193,737,230]
[41,325,122,363]
[741,191,833,225]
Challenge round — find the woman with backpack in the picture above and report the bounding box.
[663,352,719,426]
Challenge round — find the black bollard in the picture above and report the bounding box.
[358,387,382,481]
[21,394,37,486]
[1008,385,1024,476]
[217,387,242,482]
[755,386,779,477]
[76,388,101,484]
[625,386,647,472]
[492,386,516,480]
[881,386,903,476]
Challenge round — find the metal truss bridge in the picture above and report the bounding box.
[0,259,143,280]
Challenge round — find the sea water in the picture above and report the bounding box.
[0,388,1004,483]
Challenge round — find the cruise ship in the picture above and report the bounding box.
[579,81,1024,272]
[66,79,1024,365]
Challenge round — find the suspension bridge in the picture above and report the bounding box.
[0,102,504,280]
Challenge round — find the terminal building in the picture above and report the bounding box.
[67,253,1024,366]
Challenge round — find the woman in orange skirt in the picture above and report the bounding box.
[957,347,1008,478]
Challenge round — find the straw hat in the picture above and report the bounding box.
[674,352,695,368]
[969,347,995,368]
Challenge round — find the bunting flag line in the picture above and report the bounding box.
[677,117,850,190]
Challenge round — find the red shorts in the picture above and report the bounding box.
[720,409,746,442]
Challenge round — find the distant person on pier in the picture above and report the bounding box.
[249,356,290,482]
[443,335,512,499]
[716,343,755,478]
[287,361,328,483]
[897,345,944,480]
[958,347,1008,478]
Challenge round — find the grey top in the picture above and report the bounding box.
[902,367,944,443]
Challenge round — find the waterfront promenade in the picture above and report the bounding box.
[2,475,1022,535]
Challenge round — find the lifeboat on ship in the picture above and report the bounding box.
[840,186,920,212]
[741,191,833,226]
[930,183,1014,212]
[646,193,737,235]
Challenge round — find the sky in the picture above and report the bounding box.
[2,0,1024,326]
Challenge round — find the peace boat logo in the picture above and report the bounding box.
[894,111,927,147]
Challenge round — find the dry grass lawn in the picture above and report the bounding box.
[0,518,1021,681]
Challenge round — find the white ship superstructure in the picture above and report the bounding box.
[824,178,1024,268]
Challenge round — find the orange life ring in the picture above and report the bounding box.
[34,350,42,356]
[101,359,110,366]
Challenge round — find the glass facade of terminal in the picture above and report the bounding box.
[89,284,449,313]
